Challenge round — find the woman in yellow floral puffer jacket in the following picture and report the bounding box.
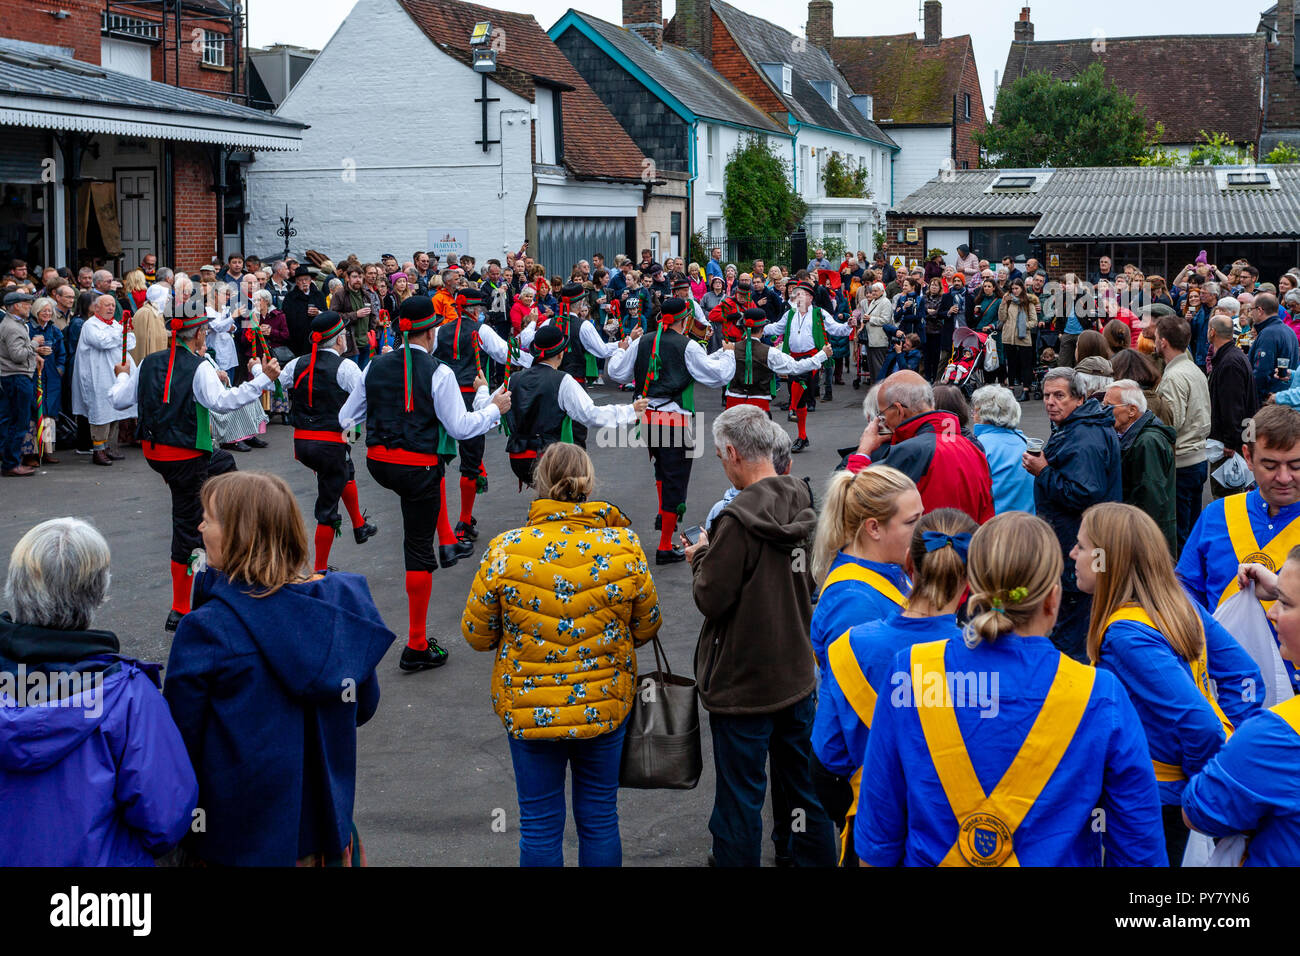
[462,443,661,866]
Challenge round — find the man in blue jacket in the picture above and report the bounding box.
[1249,293,1299,410]
[1020,367,1122,662]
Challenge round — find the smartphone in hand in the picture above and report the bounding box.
[681,525,703,545]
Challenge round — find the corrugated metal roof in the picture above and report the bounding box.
[0,37,304,131]
[573,11,786,134]
[895,165,1300,239]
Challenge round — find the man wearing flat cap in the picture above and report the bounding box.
[0,291,39,476]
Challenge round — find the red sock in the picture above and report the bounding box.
[169,561,191,615]
[313,524,335,572]
[797,406,808,440]
[340,480,363,529]
[459,476,477,526]
[658,510,678,552]
[437,477,457,544]
[405,570,432,650]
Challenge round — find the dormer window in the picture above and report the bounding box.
[782,63,792,94]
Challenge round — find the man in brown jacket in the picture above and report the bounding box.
[684,403,836,867]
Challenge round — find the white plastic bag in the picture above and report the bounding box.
[1213,582,1294,709]
[983,344,1000,372]
[1212,453,1253,491]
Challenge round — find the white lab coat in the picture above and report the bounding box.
[71,317,136,424]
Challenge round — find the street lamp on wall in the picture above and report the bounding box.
[471,22,500,153]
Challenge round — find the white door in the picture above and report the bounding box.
[115,170,155,274]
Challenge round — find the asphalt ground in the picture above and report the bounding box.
[0,377,1051,865]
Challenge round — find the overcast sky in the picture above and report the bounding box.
[246,0,1266,116]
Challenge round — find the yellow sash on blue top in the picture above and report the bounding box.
[1219,493,1300,607]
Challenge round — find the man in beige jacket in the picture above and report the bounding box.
[1154,313,1210,553]
[859,282,893,386]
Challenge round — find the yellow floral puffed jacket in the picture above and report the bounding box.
[461,498,662,740]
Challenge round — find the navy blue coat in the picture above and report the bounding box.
[164,569,395,865]
[1249,313,1300,406]
[1034,398,1123,590]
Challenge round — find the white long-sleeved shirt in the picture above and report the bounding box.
[605,335,735,416]
[554,369,641,429]
[762,306,851,353]
[523,316,622,359]
[431,319,532,369]
[108,351,273,415]
[281,349,364,399]
[725,342,828,399]
[336,343,500,438]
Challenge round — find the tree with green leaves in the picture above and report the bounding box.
[723,135,807,237]
[1262,142,1300,165]
[821,152,871,199]
[976,62,1156,167]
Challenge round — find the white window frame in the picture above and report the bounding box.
[707,125,719,187]
[781,64,792,95]
[102,12,159,41]
[830,86,838,110]
[963,93,971,121]
[202,30,225,67]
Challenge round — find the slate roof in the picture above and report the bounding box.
[1000,34,1264,146]
[566,10,786,134]
[399,0,648,181]
[705,0,897,148]
[895,165,1300,240]
[0,37,304,148]
[827,34,972,127]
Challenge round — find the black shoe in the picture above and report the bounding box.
[165,609,184,632]
[454,535,475,558]
[221,441,251,452]
[438,544,460,569]
[399,641,449,672]
[353,518,378,545]
[246,436,269,449]
[787,410,797,422]
[822,389,833,402]
[807,399,816,413]
[791,437,810,453]
[852,378,861,390]
[654,513,662,530]
[455,518,479,541]
[655,547,686,565]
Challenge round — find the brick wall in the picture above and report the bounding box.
[711,9,783,115]
[1268,0,1300,130]
[0,0,240,98]
[883,213,920,265]
[954,46,986,169]
[806,0,833,48]
[1045,242,1087,279]
[173,143,217,270]
[622,0,663,49]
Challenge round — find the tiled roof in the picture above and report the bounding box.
[0,37,304,149]
[569,10,786,134]
[827,34,971,127]
[706,0,897,148]
[1000,34,1264,146]
[895,165,1300,240]
[398,0,647,181]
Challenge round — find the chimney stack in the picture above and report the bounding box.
[807,0,834,48]
[623,0,663,50]
[923,0,941,46]
[1014,7,1034,43]
[676,0,712,60]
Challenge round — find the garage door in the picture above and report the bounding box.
[537,217,632,276]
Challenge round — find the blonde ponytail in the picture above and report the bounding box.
[965,513,1062,646]
[811,465,916,583]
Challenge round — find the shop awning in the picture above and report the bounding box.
[0,38,305,152]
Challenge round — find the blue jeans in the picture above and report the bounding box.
[506,720,626,867]
[1176,462,1208,556]
[708,693,838,867]
[0,373,35,471]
